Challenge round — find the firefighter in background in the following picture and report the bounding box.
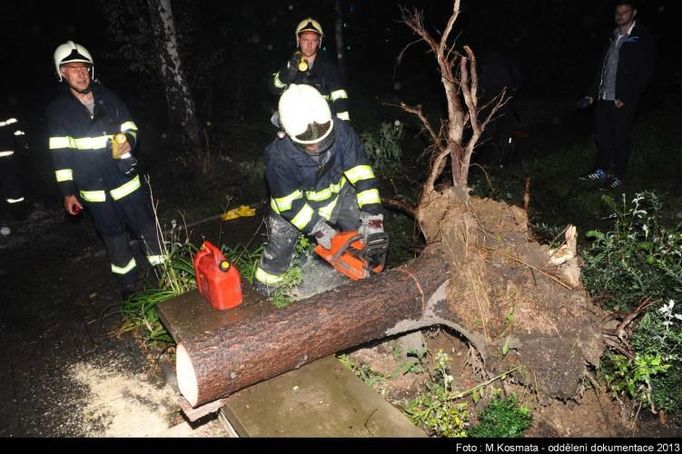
[268,17,350,123]
[47,41,164,299]
[0,115,27,236]
[254,84,385,294]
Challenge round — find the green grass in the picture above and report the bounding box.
[470,106,682,245]
[468,393,532,438]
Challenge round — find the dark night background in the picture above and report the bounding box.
[1,0,680,203]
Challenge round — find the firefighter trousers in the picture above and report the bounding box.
[256,184,361,287]
[86,188,162,290]
[0,150,25,218]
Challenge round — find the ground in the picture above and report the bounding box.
[0,203,226,437]
[1,177,680,438]
[348,328,682,437]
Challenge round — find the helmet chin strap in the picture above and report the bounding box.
[74,83,92,95]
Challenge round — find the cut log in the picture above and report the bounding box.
[176,247,481,407]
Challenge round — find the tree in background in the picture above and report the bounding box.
[147,0,199,147]
[100,0,200,151]
[334,0,347,81]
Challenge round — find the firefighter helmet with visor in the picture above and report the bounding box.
[54,40,94,82]
[295,18,323,48]
[279,84,335,154]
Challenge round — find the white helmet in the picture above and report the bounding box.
[279,84,334,151]
[54,40,94,81]
[295,17,323,48]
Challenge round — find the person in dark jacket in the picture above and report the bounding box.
[254,84,384,294]
[47,41,164,299]
[579,0,655,188]
[268,17,350,122]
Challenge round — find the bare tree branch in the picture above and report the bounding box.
[382,197,417,217]
[398,0,498,193]
[438,0,461,58]
[398,103,440,145]
[396,38,425,68]
[400,7,439,56]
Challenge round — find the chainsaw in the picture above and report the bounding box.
[314,231,389,281]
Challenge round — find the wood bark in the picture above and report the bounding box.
[147,0,200,146]
[176,247,484,407]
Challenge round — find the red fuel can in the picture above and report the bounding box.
[193,240,243,310]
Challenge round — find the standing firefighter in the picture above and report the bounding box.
[268,17,350,122]
[254,84,385,295]
[0,115,27,236]
[47,40,164,299]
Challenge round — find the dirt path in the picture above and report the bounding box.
[0,204,225,437]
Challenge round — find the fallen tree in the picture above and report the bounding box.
[177,245,453,407]
[175,0,607,410]
[177,188,605,407]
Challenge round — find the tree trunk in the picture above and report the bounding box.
[334,0,347,81]
[176,247,483,407]
[147,0,200,146]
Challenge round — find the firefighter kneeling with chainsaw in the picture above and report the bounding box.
[254,84,387,296]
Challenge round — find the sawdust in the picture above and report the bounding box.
[68,359,178,437]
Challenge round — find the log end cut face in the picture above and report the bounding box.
[176,343,199,407]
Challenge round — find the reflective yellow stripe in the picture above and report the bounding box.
[273,190,302,212]
[55,169,73,182]
[0,150,14,158]
[273,72,287,89]
[345,165,375,184]
[80,189,106,202]
[147,255,165,266]
[270,198,281,214]
[111,258,136,275]
[51,132,136,151]
[330,89,348,102]
[318,195,339,220]
[304,177,346,202]
[49,136,76,149]
[110,175,141,201]
[336,111,350,121]
[74,135,109,150]
[357,189,381,208]
[120,121,138,132]
[255,267,284,285]
[291,204,314,230]
[7,197,24,204]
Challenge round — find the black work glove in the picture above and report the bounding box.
[107,135,138,177]
[116,156,138,176]
[280,54,301,84]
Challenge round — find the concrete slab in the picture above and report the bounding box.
[221,356,425,437]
